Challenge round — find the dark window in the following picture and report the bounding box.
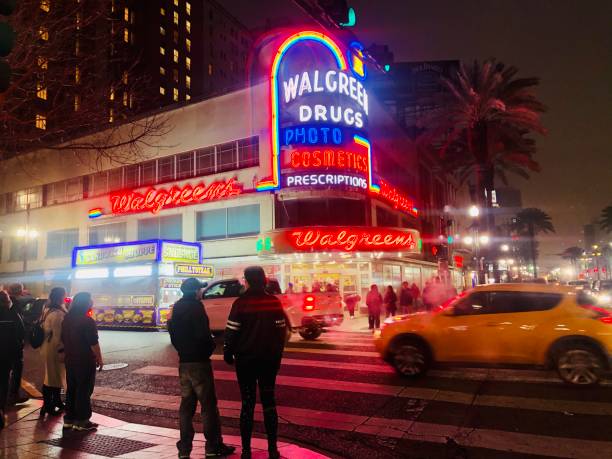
[108,168,123,191]
[238,136,259,168]
[46,229,79,258]
[138,215,182,240]
[216,142,236,172]
[276,198,366,228]
[488,292,562,314]
[453,292,489,316]
[204,280,242,299]
[158,156,175,182]
[141,160,156,186]
[196,147,215,175]
[124,164,140,188]
[176,152,194,179]
[196,208,226,241]
[91,172,108,196]
[376,206,398,227]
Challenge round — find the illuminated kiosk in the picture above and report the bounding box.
[71,240,213,329]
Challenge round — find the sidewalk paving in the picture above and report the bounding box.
[0,400,331,459]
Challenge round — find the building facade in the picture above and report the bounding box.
[0,29,461,300]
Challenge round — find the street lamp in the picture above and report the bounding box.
[16,227,38,273]
[479,234,490,245]
[463,235,474,245]
[468,205,480,218]
[500,244,509,252]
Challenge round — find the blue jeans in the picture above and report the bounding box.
[177,361,223,455]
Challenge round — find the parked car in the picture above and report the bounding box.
[375,284,612,385]
[195,278,344,340]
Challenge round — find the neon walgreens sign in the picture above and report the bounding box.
[287,227,420,252]
[109,178,243,215]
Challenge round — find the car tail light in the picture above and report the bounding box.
[580,304,612,324]
[303,295,315,311]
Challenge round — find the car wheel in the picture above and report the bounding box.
[391,339,429,377]
[299,323,322,340]
[555,344,604,386]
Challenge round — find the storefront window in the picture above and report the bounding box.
[138,215,182,240]
[196,208,227,240]
[89,222,127,245]
[227,205,259,237]
[46,229,79,258]
[276,198,366,228]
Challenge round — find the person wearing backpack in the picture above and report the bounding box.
[40,287,68,417]
[0,290,24,429]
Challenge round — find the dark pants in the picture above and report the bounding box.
[177,361,222,455]
[65,364,96,425]
[9,348,23,397]
[368,313,380,329]
[386,307,396,318]
[0,360,13,410]
[236,358,280,453]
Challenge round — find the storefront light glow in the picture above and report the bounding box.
[74,268,109,279]
[113,265,153,278]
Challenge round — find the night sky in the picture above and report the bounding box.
[225,0,612,268]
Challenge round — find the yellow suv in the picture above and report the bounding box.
[375,284,612,385]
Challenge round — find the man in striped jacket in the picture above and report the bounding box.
[223,267,287,459]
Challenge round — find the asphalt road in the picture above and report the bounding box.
[22,327,612,459]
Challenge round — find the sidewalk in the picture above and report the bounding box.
[0,400,331,459]
[332,314,374,333]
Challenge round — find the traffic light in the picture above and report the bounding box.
[0,0,16,93]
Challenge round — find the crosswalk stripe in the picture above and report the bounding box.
[91,386,612,458]
[283,347,380,357]
[133,365,612,416]
[287,340,375,348]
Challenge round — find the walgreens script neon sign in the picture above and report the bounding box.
[109,178,243,215]
[288,228,419,252]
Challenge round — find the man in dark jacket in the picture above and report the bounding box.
[168,278,235,458]
[0,290,25,428]
[224,267,287,459]
[7,283,30,404]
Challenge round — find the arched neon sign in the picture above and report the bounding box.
[257,31,348,192]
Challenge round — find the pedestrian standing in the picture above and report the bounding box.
[344,293,360,319]
[410,283,421,310]
[366,285,383,330]
[7,283,30,404]
[61,292,103,432]
[0,291,24,429]
[168,278,235,459]
[399,282,413,314]
[224,267,287,459]
[384,285,398,318]
[40,287,68,417]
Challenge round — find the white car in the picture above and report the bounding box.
[201,279,344,340]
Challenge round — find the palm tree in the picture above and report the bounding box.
[560,246,584,271]
[600,205,612,233]
[419,59,546,230]
[515,208,555,277]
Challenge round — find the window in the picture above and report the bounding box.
[453,292,489,316]
[159,86,166,95]
[173,0,178,6]
[216,142,236,172]
[196,208,226,241]
[160,7,165,15]
[185,38,191,52]
[123,164,139,188]
[75,66,80,83]
[123,28,129,43]
[75,39,80,56]
[35,114,47,130]
[89,222,127,245]
[196,147,215,175]
[204,281,242,300]
[36,83,47,100]
[186,20,191,34]
[196,205,260,241]
[185,75,190,89]
[123,91,128,106]
[160,66,166,75]
[109,108,114,123]
[488,292,562,314]
[275,198,365,228]
[173,49,179,63]
[124,6,129,21]
[40,0,50,12]
[228,205,260,237]
[173,87,179,101]
[74,94,80,111]
[108,168,123,191]
[91,171,108,196]
[157,156,175,182]
[10,238,38,262]
[39,26,49,41]
[141,160,156,185]
[176,152,194,179]
[173,68,178,82]
[138,215,182,240]
[46,229,78,259]
[376,206,398,227]
[46,178,82,205]
[76,12,81,30]
[37,56,48,69]
[186,2,191,15]
[109,88,115,101]
[160,26,166,36]
[14,187,43,211]
[65,178,82,201]
[208,63,213,75]
[238,136,259,168]
[186,93,190,101]
[160,46,165,56]
[185,56,191,70]
[173,11,179,25]
[173,30,178,43]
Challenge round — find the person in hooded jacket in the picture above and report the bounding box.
[223,267,287,459]
[168,277,235,458]
[0,290,24,429]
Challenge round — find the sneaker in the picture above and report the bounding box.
[205,444,236,457]
[73,421,98,431]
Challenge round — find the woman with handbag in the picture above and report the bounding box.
[40,287,68,416]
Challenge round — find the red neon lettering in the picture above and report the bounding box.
[288,227,418,252]
[109,178,244,215]
[288,148,369,174]
[378,180,418,216]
